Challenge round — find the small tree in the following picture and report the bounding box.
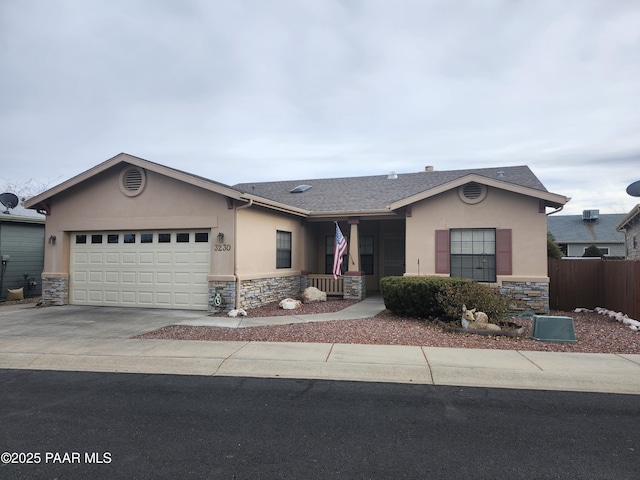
[583,244,604,258]
[547,232,563,258]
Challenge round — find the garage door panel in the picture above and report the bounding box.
[104,291,120,303]
[121,272,136,284]
[122,252,137,264]
[156,272,171,284]
[105,272,119,283]
[174,272,191,285]
[74,271,88,282]
[89,271,103,283]
[175,252,190,264]
[105,252,119,264]
[156,292,172,306]
[139,272,154,284]
[157,252,172,264]
[140,252,154,264]
[71,230,210,310]
[74,252,88,265]
[89,290,103,302]
[121,291,137,304]
[90,253,104,264]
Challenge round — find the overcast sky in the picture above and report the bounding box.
[1,0,638,215]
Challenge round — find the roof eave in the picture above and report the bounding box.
[616,204,640,231]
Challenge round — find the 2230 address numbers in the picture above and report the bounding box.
[214,244,232,252]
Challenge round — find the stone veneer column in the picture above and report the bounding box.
[208,280,237,314]
[41,274,69,306]
[343,272,366,300]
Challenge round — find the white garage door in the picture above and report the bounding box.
[70,230,211,310]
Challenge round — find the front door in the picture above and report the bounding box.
[382,237,405,277]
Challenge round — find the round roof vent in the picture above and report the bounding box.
[458,182,487,204]
[119,166,146,197]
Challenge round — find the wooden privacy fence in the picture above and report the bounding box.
[548,258,640,318]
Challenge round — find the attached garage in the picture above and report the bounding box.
[70,230,211,310]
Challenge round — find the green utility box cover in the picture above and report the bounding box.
[530,315,576,343]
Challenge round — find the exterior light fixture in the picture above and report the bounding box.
[217,232,224,243]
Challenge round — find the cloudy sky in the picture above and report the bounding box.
[1,0,638,215]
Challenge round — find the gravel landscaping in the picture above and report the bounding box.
[135,298,640,354]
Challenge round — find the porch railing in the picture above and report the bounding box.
[308,274,343,296]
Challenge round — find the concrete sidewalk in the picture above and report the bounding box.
[0,299,639,395]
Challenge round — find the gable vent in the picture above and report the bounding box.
[458,182,487,204]
[119,166,146,197]
[463,182,483,199]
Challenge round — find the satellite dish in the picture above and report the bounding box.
[0,192,19,214]
[627,180,640,197]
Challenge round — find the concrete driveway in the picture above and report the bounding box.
[0,304,209,339]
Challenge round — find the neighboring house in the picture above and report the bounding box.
[0,205,45,301]
[25,153,569,314]
[547,210,626,258]
[616,205,640,260]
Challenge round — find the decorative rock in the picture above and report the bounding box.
[279,298,302,310]
[228,308,247,317]
[301,287,327,304]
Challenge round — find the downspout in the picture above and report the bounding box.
[234,199,253,309]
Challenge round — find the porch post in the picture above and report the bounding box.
[344,218,366,300]
[347,218,360,273]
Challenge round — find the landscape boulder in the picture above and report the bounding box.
[301,287,327,304]
[279,298,302,310]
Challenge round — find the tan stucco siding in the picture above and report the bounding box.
[405,187,548,280]
[42,165,234,276]
[235,206,305,278]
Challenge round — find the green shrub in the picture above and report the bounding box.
[435,281,512,321]
[547,234,563,258]
[380,276,471,318]
[583,244,604,258]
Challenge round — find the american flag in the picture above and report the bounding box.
[333,223,348,280]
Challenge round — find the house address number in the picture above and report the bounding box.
[215,244,232,252]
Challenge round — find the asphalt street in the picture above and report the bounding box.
[1,369,638,480]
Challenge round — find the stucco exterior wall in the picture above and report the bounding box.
[42,164,235,279]
[405,187,548,282]
[235,205,305,278]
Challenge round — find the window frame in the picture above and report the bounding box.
[276,230,292,269]
[449,228,497,282]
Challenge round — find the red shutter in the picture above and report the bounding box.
[435,230,450,274]
[496,229,512,275]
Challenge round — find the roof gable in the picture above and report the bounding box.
[24,153,245,210]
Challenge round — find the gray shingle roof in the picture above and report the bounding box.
[233,165,548,214]
[547,214,626,243]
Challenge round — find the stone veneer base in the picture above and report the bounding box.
[500,281,549,315]
[42,275,69,306]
